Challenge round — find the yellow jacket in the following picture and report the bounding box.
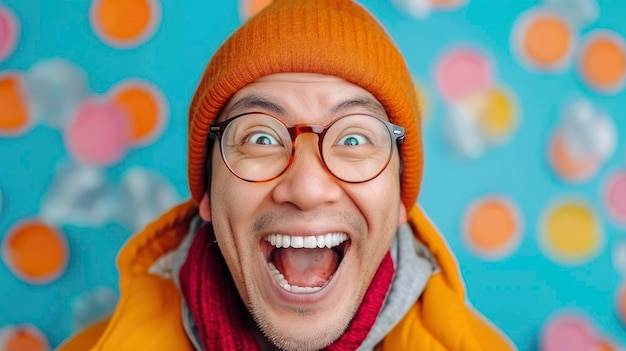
[58,201,515,350]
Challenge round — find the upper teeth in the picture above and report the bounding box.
[264,233,348,249]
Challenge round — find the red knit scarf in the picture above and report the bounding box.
[178,223,395,350]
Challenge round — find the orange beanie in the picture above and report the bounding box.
[188,0,423,209]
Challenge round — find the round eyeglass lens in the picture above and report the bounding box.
[322,114,393,182]
[220,113,292,181]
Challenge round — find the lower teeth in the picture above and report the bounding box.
[268,262,323,292]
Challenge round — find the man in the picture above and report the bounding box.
[60,0,514,350]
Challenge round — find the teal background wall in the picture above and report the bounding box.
[1,0,625,349]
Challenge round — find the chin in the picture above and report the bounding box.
[253,311,351,351]
[261,326,347,351]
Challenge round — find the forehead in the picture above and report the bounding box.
[219,73,388,123]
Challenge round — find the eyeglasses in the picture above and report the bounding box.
[209,112,405,183]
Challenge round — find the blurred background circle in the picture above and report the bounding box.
[578,30,626,94]
[0,71,30,137]
[108,79,168,147]
[463,195,522,260]
[0,325,50,351]
[512,8,576,72]
[1,219,68,285]
[0,3,19,63]
[604,170,626,226]
[539,199,603,265]
[64,99,130,167]
[89,0,161,49]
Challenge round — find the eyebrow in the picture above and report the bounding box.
[331,95,387,117]
[227,94,286,117]
[225,93,387,119]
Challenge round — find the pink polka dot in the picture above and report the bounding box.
[604,170,626,225]
[540,314,597,351]
[64,99,130,167]
[0,5,19,63]
[435,47,493,102]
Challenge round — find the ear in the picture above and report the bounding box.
[199,193,212,222]
[398,201,407,225]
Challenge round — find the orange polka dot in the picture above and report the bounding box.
[2,219,68,284]
[616,283,626,326]
[464,196,521,259]
[514,10,574,70]
[109,80,167,146]
[240,0,274,20]
[597,338,618,351]
[90,0,160,48]
[579,31,626,93]
[430,0,467,9]
[0,325,49,351]
[0,72,30,136]
[548,131,599,183]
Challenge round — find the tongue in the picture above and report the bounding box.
[273,248,340,287]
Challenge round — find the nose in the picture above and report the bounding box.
[271,134,343,211]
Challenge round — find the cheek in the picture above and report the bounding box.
[209,148,273,252]
[210,169,269,228]
[209,151,247,264]
[345,172,401,290]
[349,166,402,242]
[210,146,252,223]
[355,158,402,218]
[209,158,263,301]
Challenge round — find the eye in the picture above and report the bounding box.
[338,134,367,146]
[247,133,279,145]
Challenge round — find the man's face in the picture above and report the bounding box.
[200,73,407,351]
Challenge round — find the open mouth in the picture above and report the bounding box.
[263,233,349,293]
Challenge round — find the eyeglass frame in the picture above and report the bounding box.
[208,111,406,183]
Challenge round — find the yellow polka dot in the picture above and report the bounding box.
[479,85,518,141]
[540,200,602,265]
